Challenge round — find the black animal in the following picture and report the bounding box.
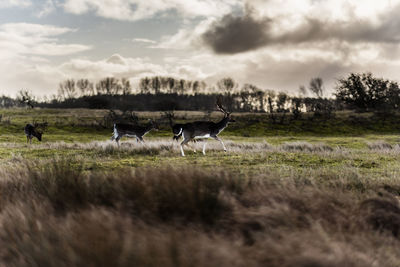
[111,120,159,146]
[179,98,235,156]
[24,124,42,144]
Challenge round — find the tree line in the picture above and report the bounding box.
[9,73,400,116]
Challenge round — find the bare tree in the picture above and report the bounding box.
[199,81,207,93]
[151,76,161,94]
[309,77,324,98]
[266,90,276,123]
[192,81,201,94]
[96,77,120,95]
[160,77,170,93]
[58,79,77,100]
[139,77,151,94]
[168,77,176,94]
[121,78,132,95]
[177,79,186,95]
[217,77,238,95]
[298,85,307,96]
[76,79,93,96]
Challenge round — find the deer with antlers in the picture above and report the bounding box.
[111,120,159,146]
[179,98,235,156]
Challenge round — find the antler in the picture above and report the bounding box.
[216,97,228,115]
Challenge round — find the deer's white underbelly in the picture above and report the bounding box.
[124,134,138,138]
[194,134,210,139]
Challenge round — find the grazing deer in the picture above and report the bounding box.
[111,120,159,146]
[179,98,235,156]
[24,123,42,144]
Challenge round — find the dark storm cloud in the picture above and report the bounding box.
[201,13,272,54]
[202,5,400,54]
[275,17,400,44]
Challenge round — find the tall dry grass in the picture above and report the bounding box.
[0,139,344,156]
[0,158,399,266]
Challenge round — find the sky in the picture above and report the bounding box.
[1,0,400,97]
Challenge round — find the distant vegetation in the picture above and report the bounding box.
[3,72,399,116]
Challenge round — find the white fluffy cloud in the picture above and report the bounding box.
[0,23,91,59]
[0,23,92,95]
[58,53,209,87]
[132,38,156,44]
[59,54,167,80]
[63,0,241,21]
[36,0,56,17]
[0,0,32,8]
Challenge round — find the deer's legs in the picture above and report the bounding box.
[202,141,207,155]
[112,128,119,142]
[26,136,29,144]
[213,136,227,152]
[180,138,191,157]
[186,142,196,153]
[116,136,121,147]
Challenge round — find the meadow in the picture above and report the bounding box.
[0,108,400,266]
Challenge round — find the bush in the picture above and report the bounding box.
[335,72,400,112]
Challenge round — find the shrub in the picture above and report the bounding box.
[335,72,400,112]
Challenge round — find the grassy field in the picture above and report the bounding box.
[0,108,400,266]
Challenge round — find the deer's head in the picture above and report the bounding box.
[217,97,235,123]
[36,132,42,141]
[32,121,46,141]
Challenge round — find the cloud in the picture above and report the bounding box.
[36,0,56,17]
[63,0,241,21]
[58,54,208,84]
[202,13,271,54]
[0,23,92,96]
[151,18,215,50]
[200,0,400,54]
[133,38,156,44]
[0,0,32,8]
[0,23,91,59]
[60,54,166,79]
